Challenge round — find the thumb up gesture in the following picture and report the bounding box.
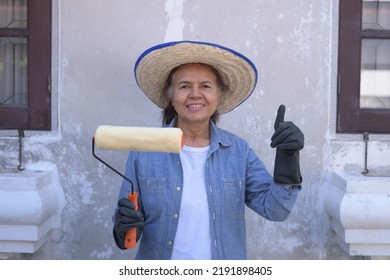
[270,105,304,185]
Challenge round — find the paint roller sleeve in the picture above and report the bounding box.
[94,125,184,153]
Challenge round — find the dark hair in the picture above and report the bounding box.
[162,63,228,125]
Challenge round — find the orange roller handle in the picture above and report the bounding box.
[124,192,139,249]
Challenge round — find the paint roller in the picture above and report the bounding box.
[92,125,183,248]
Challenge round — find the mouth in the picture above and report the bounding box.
[186,104,206,112]
[187,104,205,109]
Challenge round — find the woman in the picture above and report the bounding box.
[113,41,304,260]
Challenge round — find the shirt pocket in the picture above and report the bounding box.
[138,177,166,216]
[223,178,245,220]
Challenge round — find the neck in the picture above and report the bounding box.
[177,119,211,147]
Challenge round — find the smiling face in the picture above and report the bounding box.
[170,63,220,127]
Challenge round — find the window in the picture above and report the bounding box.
[337,0,390,133]
[0,0,51,130]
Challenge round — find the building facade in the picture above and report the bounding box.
[1,0,389,260]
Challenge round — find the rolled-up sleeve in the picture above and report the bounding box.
[245,148,301,221]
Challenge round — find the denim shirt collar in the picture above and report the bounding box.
[166,116,232,154]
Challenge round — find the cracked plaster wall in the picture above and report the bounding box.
[1,0,389,260]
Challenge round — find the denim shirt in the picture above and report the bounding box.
[117,119,301,260]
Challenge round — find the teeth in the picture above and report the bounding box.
[188,104,204,108]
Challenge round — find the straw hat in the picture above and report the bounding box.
[134,41,258,115]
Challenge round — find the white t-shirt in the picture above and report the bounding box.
[171,145,211,260]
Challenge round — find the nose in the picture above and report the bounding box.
[189,86,202,98]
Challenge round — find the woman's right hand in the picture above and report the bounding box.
[113,198,144,249]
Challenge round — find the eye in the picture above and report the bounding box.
[202,84,215,91]
[179,84,189,90]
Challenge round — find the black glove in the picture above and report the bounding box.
[113,197,144,249]
[270,104,304,185]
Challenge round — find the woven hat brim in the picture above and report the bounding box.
[134,41,258,115]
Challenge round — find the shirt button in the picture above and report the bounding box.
[173,213,179,219]
[168,240,173,246]
[176,186,181,192]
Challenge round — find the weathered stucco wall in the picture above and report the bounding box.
[1,0,389,260]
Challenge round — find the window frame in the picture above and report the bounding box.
[337,0,390,134]
[0,0,52,130]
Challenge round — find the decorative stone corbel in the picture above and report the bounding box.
[0,169,65,256]
[325,171,390,257]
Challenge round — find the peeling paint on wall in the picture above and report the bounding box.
[164,0,185,42]
[1,0,389,260]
